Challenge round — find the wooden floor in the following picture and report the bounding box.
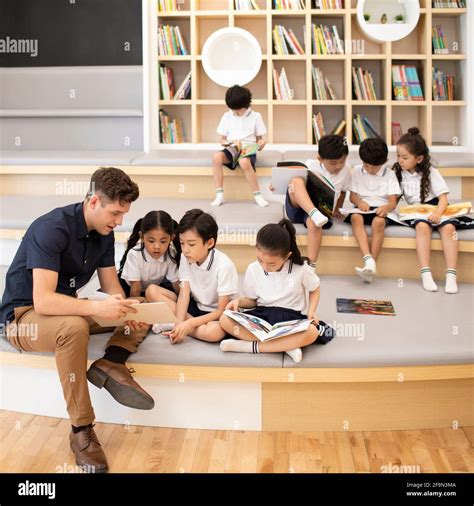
[1,410,473,474]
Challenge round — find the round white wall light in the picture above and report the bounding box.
[357,0,420,43]
[202,27,263,87]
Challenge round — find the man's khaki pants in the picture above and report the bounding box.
[6,299,149,427]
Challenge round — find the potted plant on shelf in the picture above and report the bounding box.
[380,13,388,24]
[394,14,405,23]
[363,13,371,22]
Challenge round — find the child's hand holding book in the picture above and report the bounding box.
[357,200,370,212]
[257,139,266,151]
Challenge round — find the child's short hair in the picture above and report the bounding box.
[225,85,252,110]
[359,138,388,166]
[178,209,218,247]
[318,135,349,160]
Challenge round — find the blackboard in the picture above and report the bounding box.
[0,0,142,67]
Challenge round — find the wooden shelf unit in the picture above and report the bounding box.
[154,0,468,146]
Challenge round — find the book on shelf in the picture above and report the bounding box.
[273,0,305,9]
[235,0,261,9]
[159,109,184,143]
[432,1,465,7]
[158,25,189,56]
[392,121,404,145]
[352,66,377,100]
[432,25,449,54]
[432,67,455,101]
[222,142,259,169]
[224,310,313,342]
[313,0,343,8]
[398,202,472,224]
[173,70,191,100]
[332,119,346,136]
[312,66,337,100]
[392,65,424,101]
[159,65,175,100]
[312,24,344,55]
[352,114,381,144]
[273,67,294,100]
[158,0,184,12]
[312,112,326,142]
[272,25,305,55]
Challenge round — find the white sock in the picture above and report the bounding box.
[355,266,373,283]
[285,348,302,363]
[253,192,269,207]
[363,254,376,274]
[308,207,328,227]
[152,323,174,334]
[445,269,458,294]
[309,261,317,272]
[220,339,260,353]
[211,188,224,206]
[421,267,438,292]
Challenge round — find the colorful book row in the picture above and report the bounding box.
[311,24,344,55]
[352,66,377,101]
[158,25,189,56]
[392,65,424,101]
[272,25,305,55]
[159,109,184,143]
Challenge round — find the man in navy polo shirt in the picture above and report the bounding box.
[0,167,153,473]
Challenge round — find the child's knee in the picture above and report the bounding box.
[372,217,386,229]
[416,221,431,232]
[351,214,363,224]
[305,326,318,346]
[145,284,160,300]
[239,159,253,171]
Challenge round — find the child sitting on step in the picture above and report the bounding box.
[345,138,401,283]
[211,85,268,208]
[219,219,335,363]
[283,134,351,271]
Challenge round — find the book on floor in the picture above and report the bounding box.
[336,299,396,316]
[223,142,259,169]
[91,302,179,327]
[224,310,313,342]
[398,201,472,224]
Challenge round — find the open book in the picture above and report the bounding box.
[91,302,179,327]
[223,142,259,169]
[277,161,336,218]
[398,202,472,224]
[339,207,408,226]
[224,310,312,342]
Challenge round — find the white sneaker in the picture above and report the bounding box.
[211,194,225,206]
[355,266,373,283]
[254,194,269,207]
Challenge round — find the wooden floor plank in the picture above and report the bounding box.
[0,411,472,474]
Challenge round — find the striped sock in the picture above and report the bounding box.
[253,191,268,207]
[308,207,328,227]
[309,261,317,271]
[420,267,438,292]
[211,188,224,206]
[252,341,260,354]
[216,187,224,194]
[445,269,458,294]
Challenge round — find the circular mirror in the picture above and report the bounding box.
[357,0,420,43]
[202,27,263,87]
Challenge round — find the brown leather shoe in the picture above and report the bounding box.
[69,425,108,473]
[87,358,155,410]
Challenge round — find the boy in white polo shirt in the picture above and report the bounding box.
[345,138,401,283]
[211,85,268,207]
[164,209,239,343]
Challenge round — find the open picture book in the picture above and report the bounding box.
[224,310,312,342]
[91,302,179,327]
[223,142,259,169]
[398,201,472,224]
[274,161,336,217]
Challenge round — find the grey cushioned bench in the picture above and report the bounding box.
[2,276,472,368]
[0,150,143,166]
[131,149,283,167]
[1,195,473,242]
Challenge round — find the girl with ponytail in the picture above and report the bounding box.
[118,211,181,304]
[219,219,334,363]
[393,127,461,294]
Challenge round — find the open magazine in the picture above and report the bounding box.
[223,142,259,169]
[398,202,473,224]
[277,161,336,218]
[339,207,408,226]
[224,310,312,342]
